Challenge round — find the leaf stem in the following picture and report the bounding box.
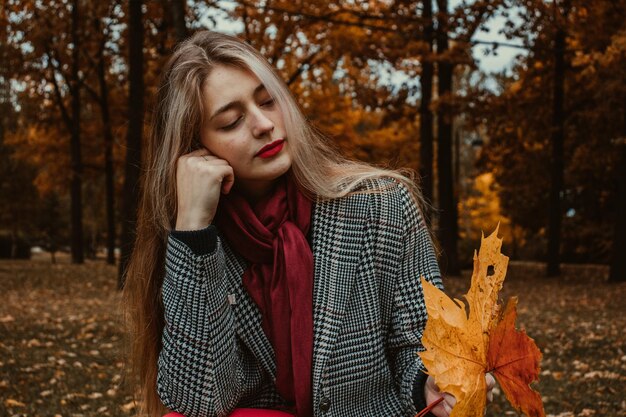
[415,397,444,417]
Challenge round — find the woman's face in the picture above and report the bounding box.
[199,64,292,198]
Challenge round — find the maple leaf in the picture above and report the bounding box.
[488,297,544,417]
[418,227,545,417]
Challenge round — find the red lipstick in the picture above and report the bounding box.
[256,139,285,158]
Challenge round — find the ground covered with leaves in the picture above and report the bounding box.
[1,256,625,417]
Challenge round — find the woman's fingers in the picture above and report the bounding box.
[486,373,496,403]
[174,147,235,230]
[441,392,456,414]
[425,376,456,417]
[217,165,235,194]
[425,374,494,417]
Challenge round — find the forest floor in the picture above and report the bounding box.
[0,254,625,417]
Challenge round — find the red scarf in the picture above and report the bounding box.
[215,175,313,417]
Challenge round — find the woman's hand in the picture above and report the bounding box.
[424,373,496,417]
[175,148,234,231]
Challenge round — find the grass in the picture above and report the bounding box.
[1,254,625,417]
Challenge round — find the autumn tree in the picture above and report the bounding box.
[118,0,145,287]
[419,0,435,214]
[167,0,189,43]
[546,0,570,277]
[429,0,503,275]
[81,1,124,265]
[2,0,89,262]
[3,0,135,265]
[467,0,625,267]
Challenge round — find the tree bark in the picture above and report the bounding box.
[119,0,144,288]
[436,0,459,275]
[94,20,117,266]
[419,0,434,220]
[609,98,626,283]
[70,0,84,264]
[169,0,188,43]
[547,1,568,277]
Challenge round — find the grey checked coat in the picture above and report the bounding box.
[157,178,443,417]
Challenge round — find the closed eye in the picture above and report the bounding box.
[221,117,242,131]
[261,98,275,107]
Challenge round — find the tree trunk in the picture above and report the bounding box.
[436,0,459,275]
[119,0,144,288]
[547,2,568,277]
[419,0,435,220]
[169,0,188,43]
[95,20,117,266]
[609,98,626,283]
[70,0,84,264]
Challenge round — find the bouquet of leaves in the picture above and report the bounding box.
[418,227,545,417]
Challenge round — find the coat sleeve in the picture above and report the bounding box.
[156,233,277,417]
[385,182,443,416]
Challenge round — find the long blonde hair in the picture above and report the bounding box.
[122,30,431,417]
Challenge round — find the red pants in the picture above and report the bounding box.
[164,409,295,417]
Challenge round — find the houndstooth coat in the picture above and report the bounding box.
[157,178,443,417]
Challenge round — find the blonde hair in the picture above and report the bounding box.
[122,30,431,417]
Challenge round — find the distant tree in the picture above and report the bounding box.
[419,0,435,217]
[4,0,89,263]
[119,0,145,288]
[167,0,188,43]
[546,0,570,277]
[435,0,460,275]
[0,3,42,257]
[82,2,124,265]
[609,101,626,283]
[0,141,40,257]
[36,192,68,263]
[432,0,499,275]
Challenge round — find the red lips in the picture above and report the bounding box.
[256,139,285,158]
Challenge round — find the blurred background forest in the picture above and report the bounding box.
[0,0,625,282]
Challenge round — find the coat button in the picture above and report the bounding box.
[319,397,331,412]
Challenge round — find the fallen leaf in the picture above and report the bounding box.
[120,400,137,412]
[4,398,26,407]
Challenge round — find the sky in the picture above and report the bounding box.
[469,11,527,75]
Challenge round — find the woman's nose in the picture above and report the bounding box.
[251,107,275,138]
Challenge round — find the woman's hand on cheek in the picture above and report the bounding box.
[175,148,235,231]
[424,373,497,417]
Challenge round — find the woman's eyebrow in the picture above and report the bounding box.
[208,84,267,121]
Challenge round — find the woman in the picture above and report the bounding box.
[123,30,492,417]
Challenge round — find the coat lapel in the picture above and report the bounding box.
[310,196,367,394]
[221,238,277,381]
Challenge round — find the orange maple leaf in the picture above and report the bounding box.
[488,297,544,417]
[418,227,545,417]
